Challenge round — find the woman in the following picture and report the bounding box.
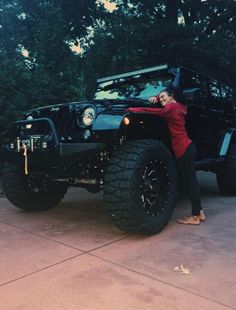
[127,88,205,225]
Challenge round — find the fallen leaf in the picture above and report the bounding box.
[174,264,191,275]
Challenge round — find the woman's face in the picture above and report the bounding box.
[159,91,173,106]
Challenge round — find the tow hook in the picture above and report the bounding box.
[23,144,28,175]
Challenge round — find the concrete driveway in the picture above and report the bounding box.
[0,171,235,310]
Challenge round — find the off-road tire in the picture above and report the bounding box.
[103,140,177,235]
[216,143,236,195]
[1,164,68,211]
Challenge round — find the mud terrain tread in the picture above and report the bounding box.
[2,164,68,211]
[103,139,177,234]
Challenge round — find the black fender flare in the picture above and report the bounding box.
[92,113,127,130]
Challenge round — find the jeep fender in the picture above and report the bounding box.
[92,113,126,130]
[218,129,236,157]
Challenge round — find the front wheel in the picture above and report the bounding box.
[1,164,68,211]
[103,140,177,235]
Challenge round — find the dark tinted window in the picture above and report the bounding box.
[220,85,235,113]
[221,85,233,99]
[95,76,173,100]
[181,71,209,95]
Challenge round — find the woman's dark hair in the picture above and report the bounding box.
[160,86,184,103]
[164,86,176,98]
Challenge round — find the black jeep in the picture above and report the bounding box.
[1,64,236,234]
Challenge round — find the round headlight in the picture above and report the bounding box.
[82,107,96,126]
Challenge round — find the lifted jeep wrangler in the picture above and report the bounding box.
[1,64,236,234]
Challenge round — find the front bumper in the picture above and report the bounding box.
[2,118,105,169]
[2,142,105,169]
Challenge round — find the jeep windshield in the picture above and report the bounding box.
[94,75,174,101]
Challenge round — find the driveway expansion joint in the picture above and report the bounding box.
[0,253,84,288]
[87,252,235,310]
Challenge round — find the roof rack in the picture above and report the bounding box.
[97,64,168,83]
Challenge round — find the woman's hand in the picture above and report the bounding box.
[149,96,159,104]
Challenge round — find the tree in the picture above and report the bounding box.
[0,0,88,139]
[0,0,235,142]
[82,0,236,90]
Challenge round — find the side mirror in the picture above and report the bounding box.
[183,88,201,101]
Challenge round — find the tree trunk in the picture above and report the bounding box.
[166,0,179,24]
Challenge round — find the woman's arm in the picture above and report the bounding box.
[127,104,173,118]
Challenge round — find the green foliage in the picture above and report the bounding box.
[0,0,86,139]
[83,0,236,90]
[0,0,235,141]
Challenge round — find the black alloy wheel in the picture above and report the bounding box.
[140,159,170,217]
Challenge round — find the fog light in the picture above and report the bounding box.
[84,129,91,140]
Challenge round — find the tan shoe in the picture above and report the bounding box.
[199,210,206,222]
[177,215,200,225]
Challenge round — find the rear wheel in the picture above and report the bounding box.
[216,143,236,195]
[2,164,68,211]
[103,140,177,235]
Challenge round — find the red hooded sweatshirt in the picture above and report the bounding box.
[127,102,192,159]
